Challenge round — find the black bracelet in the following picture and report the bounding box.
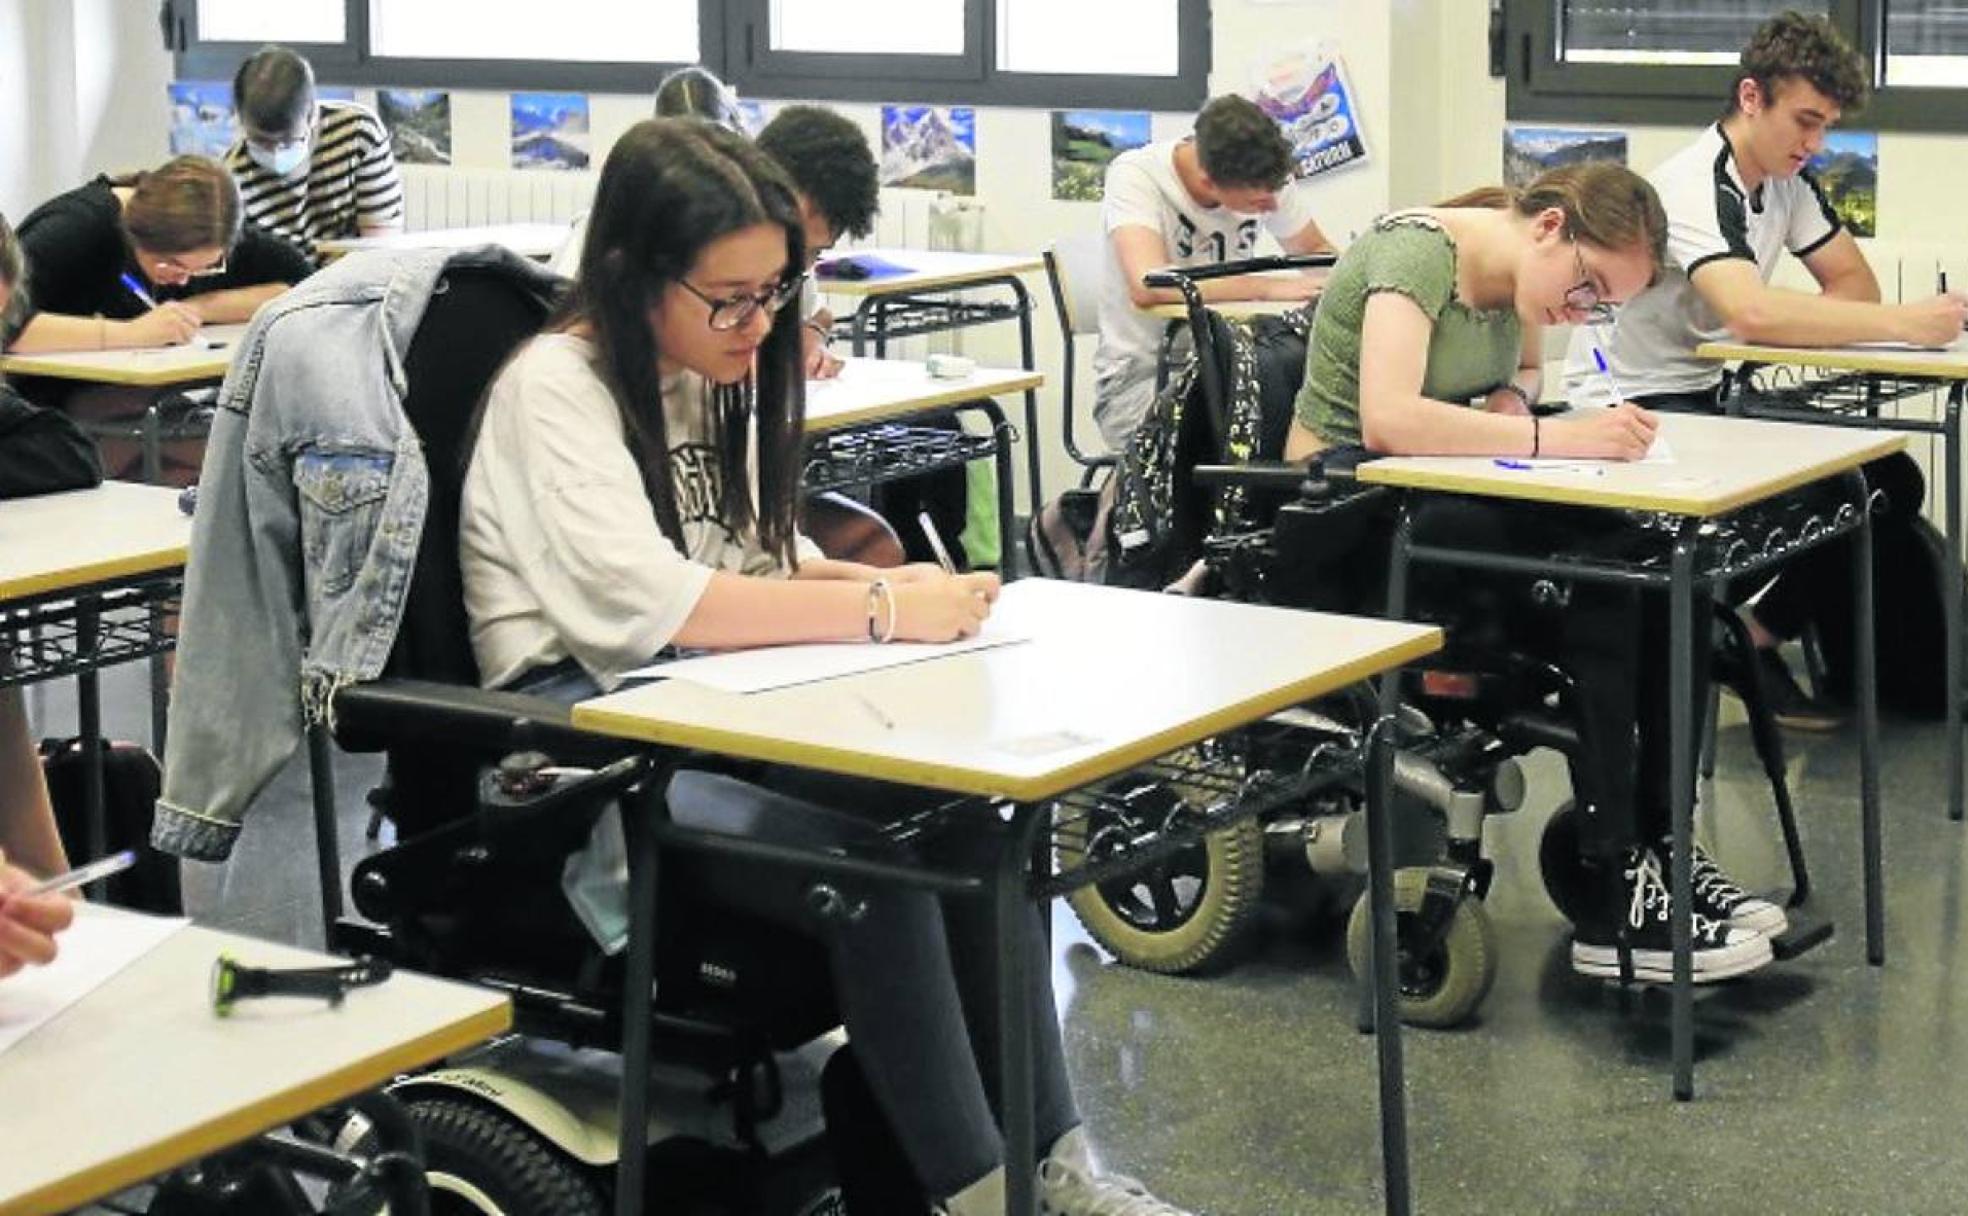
[1531,414,1541,458]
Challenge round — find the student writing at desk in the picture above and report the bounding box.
[1283,164,1788,984]
[1564,12,1959,730]
[461,118,1193,1216]
[2,156,311,481]
[1095,94,1336,450]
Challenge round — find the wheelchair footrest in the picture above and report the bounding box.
[1769,917,1834,962]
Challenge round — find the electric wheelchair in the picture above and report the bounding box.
[1052,259,1829,1028]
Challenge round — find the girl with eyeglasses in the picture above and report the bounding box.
[3,155,311,356]
[462,118,1194,1215]
[1283,163,1788,987]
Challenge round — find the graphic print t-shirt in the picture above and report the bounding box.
[1093,139,1320,392]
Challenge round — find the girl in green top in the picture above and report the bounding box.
[1286,164,1790,986]
[1285,163,1662,462]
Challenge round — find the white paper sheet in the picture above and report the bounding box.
[0,904,188,1057]
[624,623,1030,693]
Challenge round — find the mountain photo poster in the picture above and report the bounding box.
[881,105,976,195]
[1809,130,1877,238]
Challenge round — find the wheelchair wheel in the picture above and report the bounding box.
[1058,813,1266,975]
[408,1096,605,1216]
[1537,801,1595,926]
[1345,868,1497,1029]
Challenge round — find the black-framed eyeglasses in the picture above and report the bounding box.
[677,273,807,332]
[1564,241,1616,325]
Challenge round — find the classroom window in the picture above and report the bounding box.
[725,0,1207,110]
[995,0,1182,77]
[194,0,346,45]
[1505,0,1968,131]
[368,0,699,64]
[1883,0,1968,87]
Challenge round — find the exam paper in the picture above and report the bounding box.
[0,904,188,1057]
[624,623,1030,693]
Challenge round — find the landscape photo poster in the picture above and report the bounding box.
[378,89,452,166]
[881,105,976,195]
[1251,44,1369,180]
[1050,109,1151,202]
[511,92,591,171]
[1503,126,1628,189]
[167,81,236,157]
[1809,130,1877,238]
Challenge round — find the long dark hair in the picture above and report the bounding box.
[553,118,807,567]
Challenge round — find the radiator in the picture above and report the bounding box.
[398,166,598,230]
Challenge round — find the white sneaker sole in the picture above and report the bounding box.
[1728,900,1788,937]
[1571,933,1775,984]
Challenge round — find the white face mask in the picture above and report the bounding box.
[247,139,308,177]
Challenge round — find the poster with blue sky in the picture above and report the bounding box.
[167,81,235,157]
[1502,127,1627,189]
[511,92,591,171]
[1810,130,1877,238]
[881,105,976,195]
[379,90,452,165]
[1051,110,1150,201]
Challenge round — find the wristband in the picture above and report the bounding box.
[1531,414,1541,458]
[867,577,896,644]
[804,318,833,347]
[1494,382,1532,411]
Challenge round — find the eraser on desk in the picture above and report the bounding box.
[926,354,975,380]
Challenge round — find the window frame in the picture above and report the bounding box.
[167,0,1209,113]
[723,0,1210,110]
[1503,0,1968,133]
[169,0,730,95]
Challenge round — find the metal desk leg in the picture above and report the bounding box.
[1669,529,1698,1102]
[308,724,344,934]
[1946,385,1963,822]
[875,297,892,360]
[1360,505,1415,1035]
[997,804,1046,1216]
[148,602,169,756]
[142,400,164,485]
[615,793,662,1216]
[1364,717,1413,1216]
[850,299,876,358]
[76,602,107,885]
[1005,275,1044,523]
[1851,471,1886,964]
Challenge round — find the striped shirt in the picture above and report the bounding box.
[223,100,404,256]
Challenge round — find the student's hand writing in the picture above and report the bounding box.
[122,302,203,347]
[1897,292,1968,348]
[0,854,75,979]
[804,328,844,379]
[892,572,1001,642]
[1542,402,1658,461]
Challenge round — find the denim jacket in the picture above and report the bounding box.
[155,246,563,861]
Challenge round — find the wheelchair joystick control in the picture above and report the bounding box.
[495,750,557,798]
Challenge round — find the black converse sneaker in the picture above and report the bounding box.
[1669,835,1788,937]
[1571,847,1774,983]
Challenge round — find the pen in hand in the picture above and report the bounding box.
[119,272,159,309]
[917,511,957,574]
[19,849,138,897]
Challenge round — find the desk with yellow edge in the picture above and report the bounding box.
[572,577,1441,1216]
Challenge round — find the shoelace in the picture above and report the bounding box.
[1624,850,1731,941]
[1688,843,1750,907]
[1038,1159,1191,1216]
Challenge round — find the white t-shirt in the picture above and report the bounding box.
[460,331,821,691]
[1092,139,1320,447]
[1563,123,1841,404]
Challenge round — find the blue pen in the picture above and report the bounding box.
[1590,327,1630,408]
[119,271,158,309]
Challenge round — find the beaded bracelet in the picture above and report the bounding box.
[866,577,897,644]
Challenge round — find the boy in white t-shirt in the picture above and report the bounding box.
[1094,95,1335,450]
[1563,12,1965,730]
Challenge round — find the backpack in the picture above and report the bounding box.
[1026,478,1117,582]
[1816,512,1968,719]
[0,384,102,499]
[1103,309,1311,589]
[40,737,182,915]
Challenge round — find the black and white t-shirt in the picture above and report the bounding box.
[223,100,404,255]
[460,332,822,691]
[1564,123,1841,403]
[1093,139,1320,447]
